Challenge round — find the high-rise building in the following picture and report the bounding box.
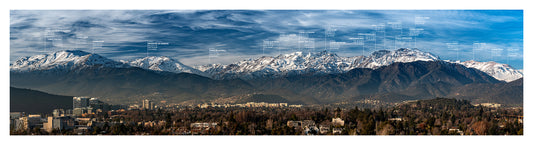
[89,98,108,112]
[14,115,43,131]
[143,99,153,110]
[72,107,93,116]
[43,116,75,133]
[73,97,90,109]
[89,98,100,105]
[52,109,65,117]
[10,112,22,119]
[73,108,84,116]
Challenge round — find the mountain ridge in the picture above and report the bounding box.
[455,60,522,82]
[121,56,206,76]
[11,58,520,106]
[196,48,441,80]
[10,48,522,82]
[10,87,73,114]
[10,50,130,72]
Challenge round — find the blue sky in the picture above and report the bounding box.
[10,10,523,69]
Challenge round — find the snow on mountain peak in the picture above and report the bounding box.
[11,48,522,82]
[378,48,438,61]
[123,56,205,75]
[456,60,522,82]
[358,48,439,69]
[199,48,438,80]
[10,50,129,72]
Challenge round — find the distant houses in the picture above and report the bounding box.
[474,103,502,108]
[197,102,295,108]
[332,118,345,126]
[190,122,218,135]
[388,117,403,121]
[287,118,345,135]
[319,124,330,134]
[448,127,465,135]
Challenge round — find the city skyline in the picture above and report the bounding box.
[8,8,525,137]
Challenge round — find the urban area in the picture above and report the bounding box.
[10,97,523,135]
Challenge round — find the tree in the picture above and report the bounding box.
[289,114,298,121]
[31,126,42,135]
[335,107,341,118]
[376,108,385,121]
[472,121,488,135]
[479,106,484,117]
[377,123,394,135]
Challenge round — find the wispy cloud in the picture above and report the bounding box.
[10,10,523,68]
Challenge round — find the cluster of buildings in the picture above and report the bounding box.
[353,99,382,105]
[388,117,404,121]
[138,120,167,128]
[197,102,302,109]
[10,96,123,134]
[448,127,465,135]
[10,113,43,133]
[72,97,112,116]
[190,122,218,134]
[142,99,156,110]
[127,99,160,110]
[10,111,118,134]
[166,122,219,135]
[474,103,502,108]
[287,118,345,135]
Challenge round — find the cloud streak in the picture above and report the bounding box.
[10,10,523,69]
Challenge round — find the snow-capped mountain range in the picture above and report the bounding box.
[455,60,523,82]
[10,48,523,82]
[10,50,129,72]
[196,48,440,80]
[120,56,205,75]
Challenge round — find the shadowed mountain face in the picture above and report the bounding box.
[10,87,73,114]
[11,59,520,106]
[247,61,503,104]
[446,78,523,105]
[10,49,521,106]
[10,66,254,105]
